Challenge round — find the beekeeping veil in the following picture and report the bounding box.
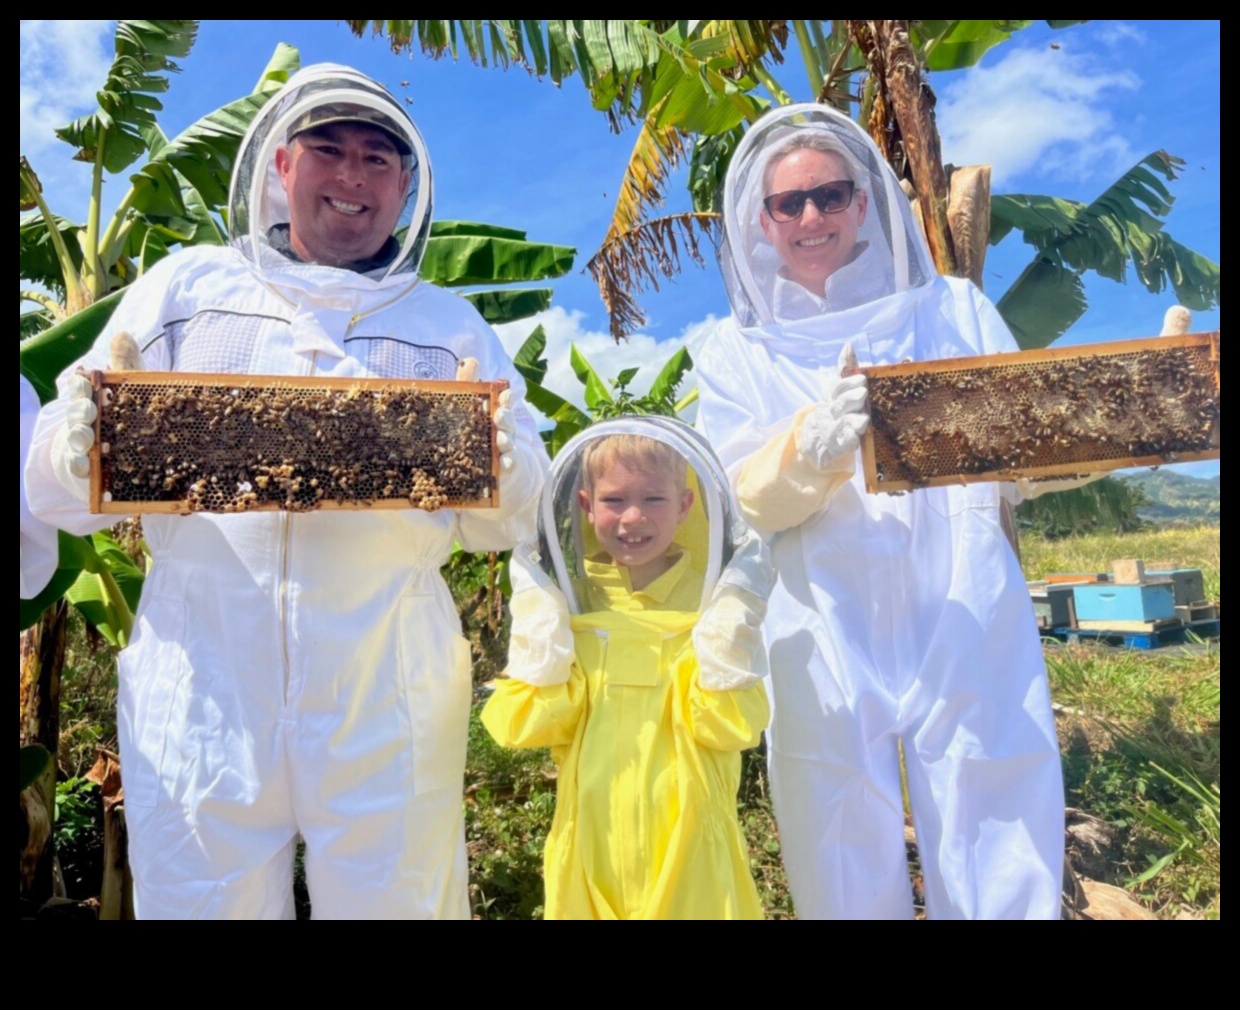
[541,417,747,615]
[505,417,771,689]
[720,103,936,335]
[229,63,432,283]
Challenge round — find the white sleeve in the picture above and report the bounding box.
[20,375,60,598]
[455,312,549,552]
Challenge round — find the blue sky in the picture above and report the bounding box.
[21,20,1220,476]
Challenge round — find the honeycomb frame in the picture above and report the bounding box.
[89,371,507,515]
[860,332,1220,494]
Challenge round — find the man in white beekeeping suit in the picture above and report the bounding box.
[24,64,547,919]
[694,103,1107,920]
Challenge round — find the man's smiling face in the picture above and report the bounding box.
[760,148,867,296]
[276,122,410,268]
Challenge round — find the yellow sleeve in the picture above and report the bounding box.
[735,404,855,535]
[480,667,587,750]
[676,653,770,752]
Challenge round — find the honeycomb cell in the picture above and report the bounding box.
[93,374,502,514]
[863,336,1220,492]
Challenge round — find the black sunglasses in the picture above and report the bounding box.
[763,181,856,222]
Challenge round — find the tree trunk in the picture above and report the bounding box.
[19,600,67,905]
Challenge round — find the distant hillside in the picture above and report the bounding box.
[1119,471,1220,526]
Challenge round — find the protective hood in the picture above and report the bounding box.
[719,103,935,332]
[228,63,433,282]
[536,417,745,615]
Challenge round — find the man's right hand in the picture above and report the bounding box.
[50,331,143,502]
[798,342,870,471]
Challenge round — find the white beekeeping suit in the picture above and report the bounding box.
[25,64,547,919]
[695,103,1064,920]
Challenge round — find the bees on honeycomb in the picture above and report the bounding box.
[98,380,497,514]
[869,346,1219,488]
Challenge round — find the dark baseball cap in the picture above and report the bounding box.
[286,103,413,157]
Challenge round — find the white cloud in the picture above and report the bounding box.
[20,21,115,159]
[937,46,1140,187]
[1096,22,1148,48]
[493,306,721,422]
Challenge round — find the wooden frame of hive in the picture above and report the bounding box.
[860,332,1220,494]
[89,371,507,515]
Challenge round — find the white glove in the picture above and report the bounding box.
[694,529,773,691]
[799,343,869,471]
[50,373,97,503]
[504,541,575,686]
[50,331,143,503]
[494,388,519,475]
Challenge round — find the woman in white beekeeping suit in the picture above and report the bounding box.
[694,103,1070,919]
[25,64,546,919]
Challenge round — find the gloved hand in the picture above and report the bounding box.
[798,343,869,471]
[504,541,575,686]
[494,388,519,475]
[694,529,773,691]
[50,331,142,502]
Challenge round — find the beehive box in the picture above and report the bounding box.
[1145,568,1206,607]
[90,371,505,515]
[1029,583,1077,629]
[861,332,1220,493]
[1073,583,1177,626]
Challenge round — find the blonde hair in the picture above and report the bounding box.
[761,131,867,198]
[581,434,688,493]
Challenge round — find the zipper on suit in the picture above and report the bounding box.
[279,348,324,706]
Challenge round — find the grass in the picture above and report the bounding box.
[1031,523,1220,919]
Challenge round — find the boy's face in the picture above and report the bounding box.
[578,461,694,579]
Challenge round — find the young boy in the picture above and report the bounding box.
[482,421,772,919]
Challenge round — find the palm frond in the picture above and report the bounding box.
[586,211,718,341]
[604,115,688,249]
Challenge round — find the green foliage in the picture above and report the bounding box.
[19,291,126,401]
[422,220,575,286]
[54,22,198,173]
[465,707,558,919]
[1016,476,1149,539]
[915,20,1086,71]
[20,745,52,793]
[54,777,102,848]
[346,20,778,132]
[424,220,573,320]
[991,152,1222,348]
[20,529,145,643]
[515,327,695,455]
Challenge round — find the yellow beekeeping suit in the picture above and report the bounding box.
[482,549,769,920]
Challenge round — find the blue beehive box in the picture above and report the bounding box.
[1145,568,1206,606]
[1073,583,1176,624]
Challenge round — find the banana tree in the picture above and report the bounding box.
[20,23,299,333]
[345,19,1218,349]
[991,151,1222,349]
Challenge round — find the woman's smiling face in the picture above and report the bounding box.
[760,148,868,296]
